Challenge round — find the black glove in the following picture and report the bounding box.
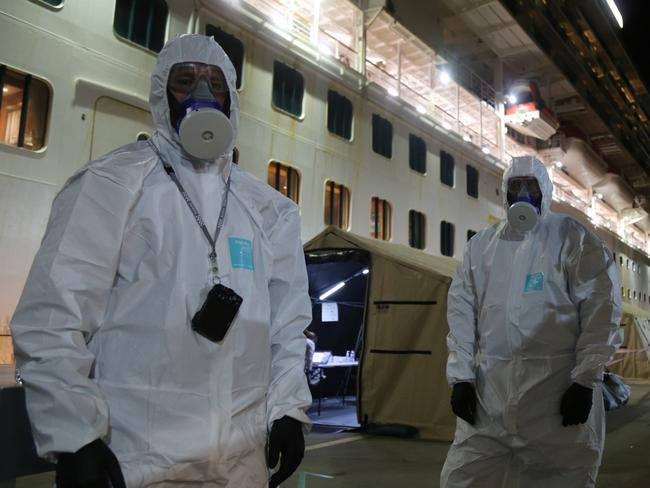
[560,382,593,426]
[55,438,126,488]
[450,382,477,425]
[267,416,305,488]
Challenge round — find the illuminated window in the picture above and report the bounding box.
[370,197,392,241]
[372,114,393,158]
[440,150,455,187]
[114,0,168,52]
[206,24,244,89]
[441,221,455,257]
[627,289,631,300]
[634,291,637,301]
[327,90,353,140]
[409,210,426,249]
[409,134,426,174]
[467,164,479,198]
[324,180,351,229]
[267,161,300,204]
[467,230,477,241]
[0,65,50,151]
[272,61,304,117]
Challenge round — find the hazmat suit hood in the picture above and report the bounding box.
[149,34,240,166]
[501,156,554,221]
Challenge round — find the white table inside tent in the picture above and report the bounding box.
[312,355,359,416]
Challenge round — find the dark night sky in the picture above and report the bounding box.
[616,0,650,88]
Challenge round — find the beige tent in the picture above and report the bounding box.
[608,302,650,382]
[304,226,458,441]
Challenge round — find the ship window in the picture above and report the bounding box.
[409,210,426,249]
[372,114,393,159]
[268,161,300,204]
[627,288,631,300]
[441,150,455,187]
[327,90,353,140]
[441,221,455,257]
[467,230,477,242]
[272,61,304,117]
[634,290,637,301]
[114,0,168,53]
[619,255,623,266]
[31,0,63,7]
[467,164,479,198]
[409,134,427,174]
[0,65,50,151]
[205,24,244,90]
[324,180,350,230]
[371,197,392,241]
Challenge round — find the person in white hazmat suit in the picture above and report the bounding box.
[440,156,622,487]
[11,34,312,487]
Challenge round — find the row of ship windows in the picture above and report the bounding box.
[15,2,482,190]
[623,287,648,303]
[0,62,480,198]
[269,162,476,255]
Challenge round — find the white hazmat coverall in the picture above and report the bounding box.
[441,156,622,487]
[11,34,312,486]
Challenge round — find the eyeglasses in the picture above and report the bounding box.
[168,62,229,99]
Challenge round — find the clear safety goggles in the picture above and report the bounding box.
[168,62,229,99]
[507,176,542,199]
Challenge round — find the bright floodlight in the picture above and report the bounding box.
[442,121,452,130]
[440,70,451,84]
[319,43,332,56]
[554,160,564,168]
[362,269,369,275]
[606,0,623,28]
[482,146,490,154]
[388,87,398,97]
[416,105,426,114]
[507,94,517,104]
[463,134,471,142]
[595,192,604,200]
[319,281,345,301]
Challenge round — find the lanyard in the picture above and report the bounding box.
[149,141,230,277]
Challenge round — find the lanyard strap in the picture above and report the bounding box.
[148,140,230,264]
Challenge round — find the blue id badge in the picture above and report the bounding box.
[524,272,544,292]
[228,237,254,270]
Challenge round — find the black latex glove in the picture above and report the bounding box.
[55,438,126,488]
[450,381,477,425]
[560,382,593,426]
[267,416,305,488]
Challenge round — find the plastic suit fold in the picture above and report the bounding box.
[441,156,622,488]
[12,34,312,487]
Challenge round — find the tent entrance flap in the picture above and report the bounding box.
[305,248,369,424]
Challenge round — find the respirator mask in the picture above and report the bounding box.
[506,176,542,232]
[167,62,233,160]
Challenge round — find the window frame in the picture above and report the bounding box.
[29,0,64,9]
[271,60,305,120]
[371,113,393,159]
[408,209,426,249]
[408,133,427,175]
[440,220,455,257]
[205,24,245,91]
[466,164,479,198]
[113,0,169,53]
[467,229,477,242]
[370,196,393,241]
[324,180,351,230]
[327,89,354,141]
[0,64,52,152]
[440,149,455,188]
[267,160,301,204]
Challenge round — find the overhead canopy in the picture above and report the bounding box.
[304,226,459,441]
